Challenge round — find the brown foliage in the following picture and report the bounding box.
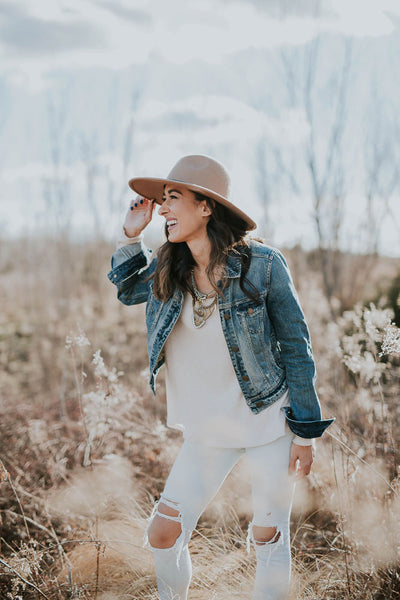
[0,237,399,599]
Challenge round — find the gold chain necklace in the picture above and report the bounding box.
[190,270,218,329]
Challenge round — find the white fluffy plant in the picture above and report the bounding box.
[380,320,400,357]
[339,303,400,385]
[81,349,138,465]
[65,332,139,466]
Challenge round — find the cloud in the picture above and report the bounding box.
[219,0,400,30]
[1,0,400,92]
[0,2,105,57]
[218,0,335,18]
[0,0,154,91]
[330,0,400,38]
[95,0,152,24]
[136,95,310,147]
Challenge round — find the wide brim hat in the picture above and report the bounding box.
[129,154,257,231]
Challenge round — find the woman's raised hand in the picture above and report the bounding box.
[123,195,156,238]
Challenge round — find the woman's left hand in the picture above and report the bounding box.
[289,443,315,479]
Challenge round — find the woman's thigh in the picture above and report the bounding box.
[245,433,296,528]
[161,440,243,531]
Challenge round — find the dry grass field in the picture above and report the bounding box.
[0,235,399,599]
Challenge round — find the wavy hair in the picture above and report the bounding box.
[149,191,261,303]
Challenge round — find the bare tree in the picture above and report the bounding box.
[254,138,274,243]
[75,81,144,241]
[42,89,75,323]
[105,84,144,237]
[43,89,73,237]
[78,130,102,238]
[278,35,353,318]
[363,83,400,254]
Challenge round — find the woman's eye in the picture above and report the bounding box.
[161,195,178,203]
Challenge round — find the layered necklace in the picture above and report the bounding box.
[190,270,219,329]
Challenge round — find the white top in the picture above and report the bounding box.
[116,231,314,448]
[164,291,313,448]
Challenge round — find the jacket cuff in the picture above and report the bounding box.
[107,251,148,285]
[282,406,335,438]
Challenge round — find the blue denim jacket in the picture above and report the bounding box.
[107,238,334,439]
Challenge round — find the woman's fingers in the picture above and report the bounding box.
[129,195,155,211]
[288,451,298,476]
[296,458,312,479]
[289,443,314,479]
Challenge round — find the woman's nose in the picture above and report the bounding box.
[158,203,168,216]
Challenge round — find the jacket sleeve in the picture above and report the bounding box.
[266,249,335,438]
[107,238,156,305]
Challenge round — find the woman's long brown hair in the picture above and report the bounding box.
[149,192,261,303]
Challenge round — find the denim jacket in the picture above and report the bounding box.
[107,238,334,439]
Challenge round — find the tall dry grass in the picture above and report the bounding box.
[0,235,399,599]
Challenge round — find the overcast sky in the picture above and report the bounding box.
[1,0,400,255]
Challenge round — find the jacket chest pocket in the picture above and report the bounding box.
[236,302,265,335]
[236,300,283,387]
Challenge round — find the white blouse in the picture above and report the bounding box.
[164,291,314,448]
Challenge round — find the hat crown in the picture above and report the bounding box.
[167,155,231,199]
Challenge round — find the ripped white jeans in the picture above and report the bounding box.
[143,431,296,600]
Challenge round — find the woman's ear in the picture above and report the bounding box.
[201,203,212,217]
[201,199,214,217]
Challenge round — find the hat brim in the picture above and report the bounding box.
[129,177,257,231]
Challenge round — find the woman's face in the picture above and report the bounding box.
[158,184,212,244]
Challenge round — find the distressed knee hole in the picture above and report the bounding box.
[254,528,281,545]
[146,496,183,549]
[246,521,283,554]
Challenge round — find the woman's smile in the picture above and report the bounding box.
[158,184,211,244]
[166,218,178,233]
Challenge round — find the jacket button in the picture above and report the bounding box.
[248,307,254,314]
[224,313,231,320]
[256,401,263,408]
[113,274,117,278]
[232,345,239,352]
[242,375,249,381]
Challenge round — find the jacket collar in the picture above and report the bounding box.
[224,250,242,278]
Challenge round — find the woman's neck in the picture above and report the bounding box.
[186,236,212,274]
[186,236,227,294]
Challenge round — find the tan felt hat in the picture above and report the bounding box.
[129,154,257,231]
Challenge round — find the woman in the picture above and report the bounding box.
[108,155,334,600]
